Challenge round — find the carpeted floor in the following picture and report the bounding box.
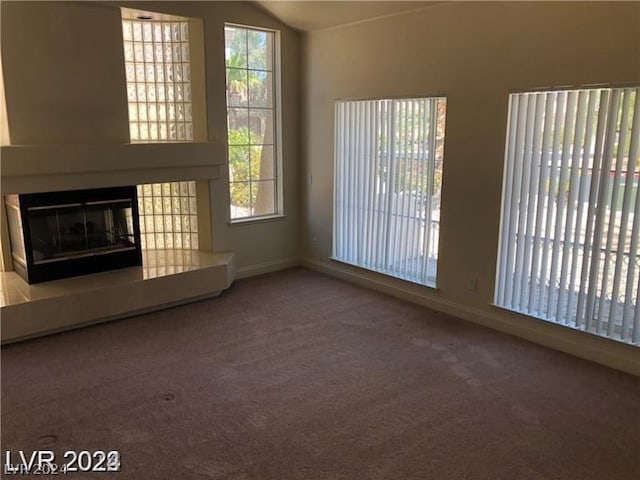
[1,267,639,479]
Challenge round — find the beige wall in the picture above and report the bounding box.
[0,1,300,271]
[302,2,640,371]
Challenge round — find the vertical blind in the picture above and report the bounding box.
[333,98,446,287]
[496,87,640,345]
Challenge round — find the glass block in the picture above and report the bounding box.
[174,64,183,82]
[140,236,147,250]
[167,85,175,102]
[153,23,163,42]
[152,183,162,197]
[163,23,172,42]
[130,123,139,140]
[169,123,177,140]
[149,123,158,141]
[152,198,162,215]
[152,43,162,63]
[144,44,154,63]
[137,184,143,196]
[173,215,182,232]
[164,44,172,63]
[148,104,157,121]
[155,62,165,83]
[183,64,191,82]
[180,182,190,196]
[143,184,153,196]
[139,123,149,141]
[192,235,199,250]
[160,124,168,140]
[127,84,137,102]
[174,232,183,249]
[162,183,171,196]
[183,233,191,249]
[171,183,180,196]
[134,64,144,82]
[177,124,185,140]
[138,104,148,121]
[188,180,196,196]
[145,64,155,83]
[164,233,174,249]
[164,215,173,231]
[186,123,193,141]
[124,43,134,62]
[175,84,184,102]
[133,22,143,41]
[181,43,190,62]
[134,43,144,62]
[167,104,176,122]
[128,104,138,121]
[155,233,165,249]
[155,215,164,233]
[136,84,147,102]
[145,215,155,232]
[125,63,135,82]
[181,197,189,213]
[172,22,181,42]
[147,84,157,102]
[184,84,192,102]
[147,233,156,249]
[172,43,182,63]
[190,215,198,232]
[161,198,170,215]
[123,21,133,41]
[181,23,189,42]
[189,197,197,214]
[143,22,152,42]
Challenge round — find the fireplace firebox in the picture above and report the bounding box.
[5,186,142,284]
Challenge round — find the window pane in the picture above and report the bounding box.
[247,29,270,71]
[228,146,251,182]
[225,27,247,68]
[248,71,272,108]
[250,146,274,181]
[248,109,274,145]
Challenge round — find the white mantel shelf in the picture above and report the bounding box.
[1,142,227,193]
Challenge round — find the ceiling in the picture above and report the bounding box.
[254,1,438,32]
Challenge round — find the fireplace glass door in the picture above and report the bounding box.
[28,200,136,264]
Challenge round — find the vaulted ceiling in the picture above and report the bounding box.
[254,1,438,32]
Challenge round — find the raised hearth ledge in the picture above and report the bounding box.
[0,249,236,343]
[0,142,226,194]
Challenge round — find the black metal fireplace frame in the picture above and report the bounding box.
[8,186,142,284]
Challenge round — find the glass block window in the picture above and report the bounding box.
[225,24,281,220]
[122,19,193,141]
[136,181,198,251]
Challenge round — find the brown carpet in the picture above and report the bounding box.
[1,267,639,479]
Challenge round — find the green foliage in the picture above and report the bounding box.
[228,127,262,211]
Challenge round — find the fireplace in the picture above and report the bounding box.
[5,186,142,284]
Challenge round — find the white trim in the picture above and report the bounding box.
[302,257,640,376]
[235,257,299,279]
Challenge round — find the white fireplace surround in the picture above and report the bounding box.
[0,140,236,343]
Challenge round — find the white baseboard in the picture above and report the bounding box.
[236,257,300,280]
[302,258,640,376]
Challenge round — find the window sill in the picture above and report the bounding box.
[228,214,286,226]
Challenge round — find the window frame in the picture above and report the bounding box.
[224,22,284,223]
